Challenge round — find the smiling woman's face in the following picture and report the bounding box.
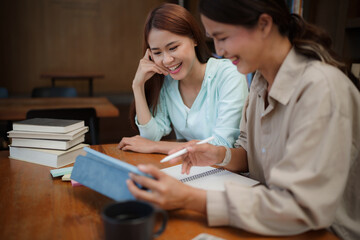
[201,15,264,75]
[148,28,198,81]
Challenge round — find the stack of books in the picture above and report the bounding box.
[8,118,89,168]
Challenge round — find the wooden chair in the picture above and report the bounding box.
[31,87,77,98]
[26,108,99,145]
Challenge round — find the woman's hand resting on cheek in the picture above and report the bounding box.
[132,49,168,89]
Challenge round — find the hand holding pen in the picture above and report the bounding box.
[160,136,215,163]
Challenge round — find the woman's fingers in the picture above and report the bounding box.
[129,173,160,194]
[121,145,134,152]
[128,164,199,210]
[126,179,157,203]
[117,141,124,149]
[153,65,168,75]
[140,60,167,76]
[137,164,165,180]
[141,49,169,75]
[148,62,168,75]
[169,143,221,170]
[148,49,154,62]
[143,48,152,60]
[118,135,139,150]
[168,156,184,165]
[128,165,170,198]
[168,141,197,155]
[158,65,169,75]
[118,137,130,149]
[181,160,193,174]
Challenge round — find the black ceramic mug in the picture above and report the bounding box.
[101,200,167,240]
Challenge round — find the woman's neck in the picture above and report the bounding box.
[180,59,207,89]
[178,59,207,108]
[258,33,292,91]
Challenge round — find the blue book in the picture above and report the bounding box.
[71,147,152,201]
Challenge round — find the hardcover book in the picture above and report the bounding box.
[10,135,84,150]
[9,144,88,168]
[12,118,84,133]
[7,126,88,140]
[71,147,152,201]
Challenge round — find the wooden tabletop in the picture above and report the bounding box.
[0,144,339,240]
[0,97,119,121]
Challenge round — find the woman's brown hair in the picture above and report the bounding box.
[199,0,360,91]
[129,3,211,130]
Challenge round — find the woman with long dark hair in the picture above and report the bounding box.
[118,3,248,154]
[125,1,360,239]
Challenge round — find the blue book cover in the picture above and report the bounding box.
[71,147,152,201]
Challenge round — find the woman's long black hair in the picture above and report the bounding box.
[199,0,360,91]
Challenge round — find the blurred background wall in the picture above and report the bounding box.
[0,0,165,96]
[0,0,358,144]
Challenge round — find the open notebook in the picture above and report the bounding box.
[161,165,259,191]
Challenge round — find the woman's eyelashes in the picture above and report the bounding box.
[169,45,178,51]
[151,45,179,56]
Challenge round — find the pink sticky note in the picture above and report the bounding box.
[71,180,82,187]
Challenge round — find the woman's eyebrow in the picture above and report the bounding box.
[210,31,222,38]
[150,41,179,51]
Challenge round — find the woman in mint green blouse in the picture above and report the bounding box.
[118,3,248,154]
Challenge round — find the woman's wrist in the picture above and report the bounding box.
[154,141,187,155]
[216,146,231,166]
[183,185,207,214]
[152,141,167,154]
[132,81,145,93]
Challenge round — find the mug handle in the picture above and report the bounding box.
[153,208,168,238]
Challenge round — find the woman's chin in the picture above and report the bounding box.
[169,71,185,80]
[237,65,253,75]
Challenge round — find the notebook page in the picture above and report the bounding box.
[161,164,258,191]
[161,164,215,180]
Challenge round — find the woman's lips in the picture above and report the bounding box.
[232,58,240,65]
[168,62,182,74]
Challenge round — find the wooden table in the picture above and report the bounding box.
[0,144,339,240]
[0,97,119,121]
[41,73,104,96]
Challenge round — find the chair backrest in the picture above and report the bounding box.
[0,88,9,98]
[31,87,78,98]
[26,108,98,145]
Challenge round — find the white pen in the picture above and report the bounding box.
[160,136,215,163]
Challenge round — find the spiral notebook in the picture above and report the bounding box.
[161,165,259,191]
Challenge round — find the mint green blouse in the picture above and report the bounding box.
[136,58,248,147]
